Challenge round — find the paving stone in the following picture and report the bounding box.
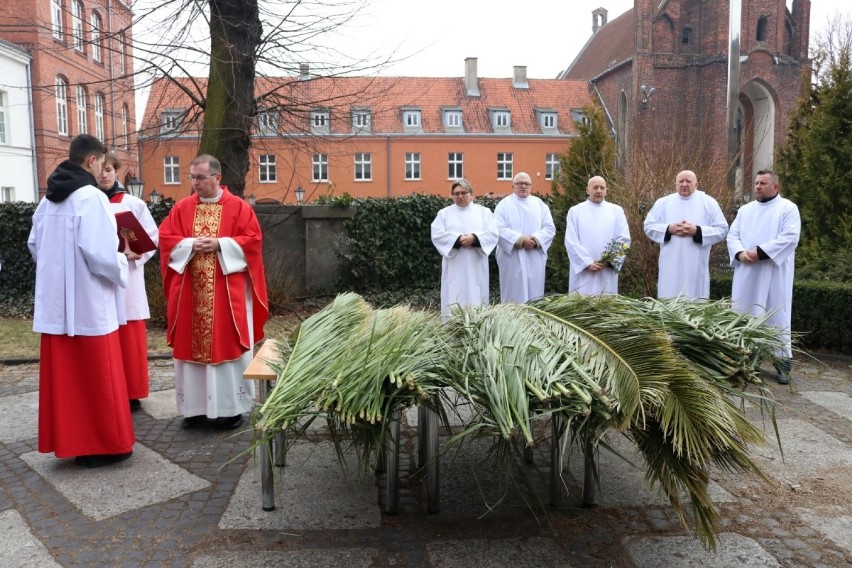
[219,441,380,530]
[426,537,570,567]
[192,548,380,567]
[0,391,39,443]
[796,508,852,555]
[0,509,61,567]
[624,533,781,567]
[752,419,852,479]
[139,388,181,420]
[799,391,852,421]
[20,443,210,521]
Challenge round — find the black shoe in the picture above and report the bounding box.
[129,399,142,412]
[217,415,244,430]
[181,415,207,429]
[75,451,133,468]
[776,371,790,385]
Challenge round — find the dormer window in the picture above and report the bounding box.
[571,109,589,126]
[160,110,184,134]
[403,109,421,127]
[311,110,330,135]
[444,110,462,128]
[257,110,278,136]
[352,109,371,133]
[537,110,558,131]
[494,111,510,128]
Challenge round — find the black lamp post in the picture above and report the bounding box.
[295,185,305,204]
[126,176,144,198]
[149,189,161,204]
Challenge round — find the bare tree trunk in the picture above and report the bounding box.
[199,0,262,197]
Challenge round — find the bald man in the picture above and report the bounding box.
[564,176,630,295]
[643,170,728,298]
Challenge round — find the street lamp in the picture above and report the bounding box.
[246,193,257,206]
[295,185,305,204]
[149,189,161,204]
[126,176,144,198]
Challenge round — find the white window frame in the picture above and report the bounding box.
[163,156,180,184]
[354,152,371,181]
[121,104,128,148]
[497,152,513,180]
[541,112,557,129]
[403,110,421,128]
[56,77,68,136]
[311,111,330,135]
[0,187,15,203]
[161,110,182,133]
[448,152,463,180]
[51,0,63,40]
[494,111,511,129]
[0,91,8,145]
[444,110,462,128]
[91,12,102,62]
[257,110,278,135]
[405,152,421,180]
[312,153,328,182]
[545,153,560,180]
[259,154,277,183]
[71,0,84,52]
[117,32,126,75]
[75,85,87,135]
[94,93,105,140]
[352,110,371,133]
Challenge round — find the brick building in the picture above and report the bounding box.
[0,0,137,197]
[0,38,37,202]
[560,0,811,198]
[138,59,594,204]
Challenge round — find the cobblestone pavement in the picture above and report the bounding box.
[0,356,850,567]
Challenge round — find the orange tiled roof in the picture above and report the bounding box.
[141,73,593,137]
[560,8,636,81]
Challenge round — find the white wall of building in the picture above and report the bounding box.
[0,41,37,203]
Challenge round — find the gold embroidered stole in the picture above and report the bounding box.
[189,203,222,362]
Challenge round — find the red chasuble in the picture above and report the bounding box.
[158,188,269,364]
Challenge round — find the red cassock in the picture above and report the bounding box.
[158,188,269,364]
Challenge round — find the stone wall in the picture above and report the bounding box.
[255,204,356,299]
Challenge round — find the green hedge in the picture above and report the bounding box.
[711,275,852,353]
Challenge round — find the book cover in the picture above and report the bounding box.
[115,210,157,255]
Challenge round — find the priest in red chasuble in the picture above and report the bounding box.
[159,154,269,430]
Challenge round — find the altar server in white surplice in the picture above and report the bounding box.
[564,176,630,295]
[727,169,800,384]
[431,179,499,320]
[494,172,555,304]
[643,170,728,299]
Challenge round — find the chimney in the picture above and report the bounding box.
[513,66,529,89]
[298,63,310,81]
[464,57,480,97]
[592,8,608,33]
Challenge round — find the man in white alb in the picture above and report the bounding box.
[643,170,728,299]
[727,169,800,384]
[564,176,631,295]
[494,172,555,303]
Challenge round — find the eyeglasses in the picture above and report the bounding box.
[188,173,219,181]
[452,191,470,197]
[514,182,531,187]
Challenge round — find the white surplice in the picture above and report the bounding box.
[727,196,801,358]
[28,185,128,336]
[494,194,555,303]
[564,200,630,295]
[109,194,159,320]
[643,190,728,299]
[431,202,499,320]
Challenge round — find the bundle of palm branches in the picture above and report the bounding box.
[253,293,450,469]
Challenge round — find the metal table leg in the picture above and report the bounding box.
[582,437,597,507]
[549,414,563,507]
[424,406,440,513]
[384,407,400,514]
[417,405,428,468]
[258,380,276,511]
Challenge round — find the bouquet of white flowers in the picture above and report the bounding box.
[598,239,630,272]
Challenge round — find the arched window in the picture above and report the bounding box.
[50,0,63,40]
[71,0,84,52]
[94,93,105,140]
[121,104,129,148]
[76,85,87,135]
[55,77,68,136]
[653,15,675,53]
[91,12,103,63]
[757,16,769,42]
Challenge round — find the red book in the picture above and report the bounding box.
[115,211,157,255]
